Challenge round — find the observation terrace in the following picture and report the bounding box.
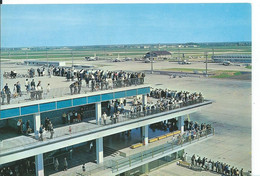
[0,78,213,176]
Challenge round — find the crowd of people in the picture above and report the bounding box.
[0,158,35,176]
[38,117,55,141]
[188,154,248,176]
[149,88,204,106]
[0,79,50,105]
[61,108,85,125]
[1,66,145,104]
[3,70,17,79]
[16,119,32,135]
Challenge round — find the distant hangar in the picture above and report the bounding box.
[212,54,251,63]
[144,51,172,59]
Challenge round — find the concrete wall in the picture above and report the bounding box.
[0,120,7,128]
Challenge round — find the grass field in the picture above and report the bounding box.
[161,67,250,79]
[163,68,207,72]
[1,45,251,62]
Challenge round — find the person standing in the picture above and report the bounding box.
[39,125,44,141]
[4,83,9,92]
[1,88,5,105]
[6,88,11,104]
[16,82,22,97]
[49,123,54,139]
[62,112,67,124]
[54,158,59,171]
[26,120,31,134]
[123,98,127,106]
[102,112,107,125]
[63,158,68,171]
[47,83,51,93]
[17,119,22,134]
[82,164,86,172]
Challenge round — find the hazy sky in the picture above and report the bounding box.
[1,3,251,48]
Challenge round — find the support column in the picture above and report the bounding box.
[96,137,103,164]
[177,116,184,134]
[141,163,149,174]
[142,125,149,146]
[95,102,102,125]
[33,113,41,139]
[35,154,44,176]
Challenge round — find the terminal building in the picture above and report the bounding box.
[211,54,252,63]
[24,61,66,67]
[0,78,213,176]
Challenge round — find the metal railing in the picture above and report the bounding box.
[110,128,214,173]
[0,77,145,105]
[0,99,209,154]
[75,128,214,176]
[100,98,205,126]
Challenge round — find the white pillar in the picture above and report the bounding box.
[95,102,102,125]
[35,154,44,176]
[34,113,41,139]
[142,94,147,106]
[0,71,3,90]
[177,116,184,134]
[142,125,149,146]
[96,137,103,164]
[142,163,149,174]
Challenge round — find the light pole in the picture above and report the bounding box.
[150,48,153,74]
[71,51,74,67]
[205,52,208,76]
[46,50,49,67]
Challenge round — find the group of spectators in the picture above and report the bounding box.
[67,69,145,93]
[3,70,17,79]
[61,108,85,125]
[1,82,22,105]
[149,88,204,106]
[16,119,32,135]
[54,157,69,172]
[38,117,54,141]
[190,154,247,176]
[184,120,211,134]
[0,79,50,105]
[2,66,145,105]
[0,159,35,176]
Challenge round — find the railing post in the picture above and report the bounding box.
[152,148,154,158]
[162,145,165,154]
[213,128,215,135]
[171,142,174,150]
[116,161,118,171]
[141,152,143,162]
[129,157,131,167]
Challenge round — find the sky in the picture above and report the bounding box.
[1,3,252,48]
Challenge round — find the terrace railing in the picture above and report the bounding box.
[1,77,145,105]
[75,128,214,176]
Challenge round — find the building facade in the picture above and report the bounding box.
[144,51,172,59]
[212,54,251,63]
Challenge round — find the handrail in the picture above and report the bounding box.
[0,77,145,106]
[0,100,212,156]
[110,128,214,173]
[76,128,214,176]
